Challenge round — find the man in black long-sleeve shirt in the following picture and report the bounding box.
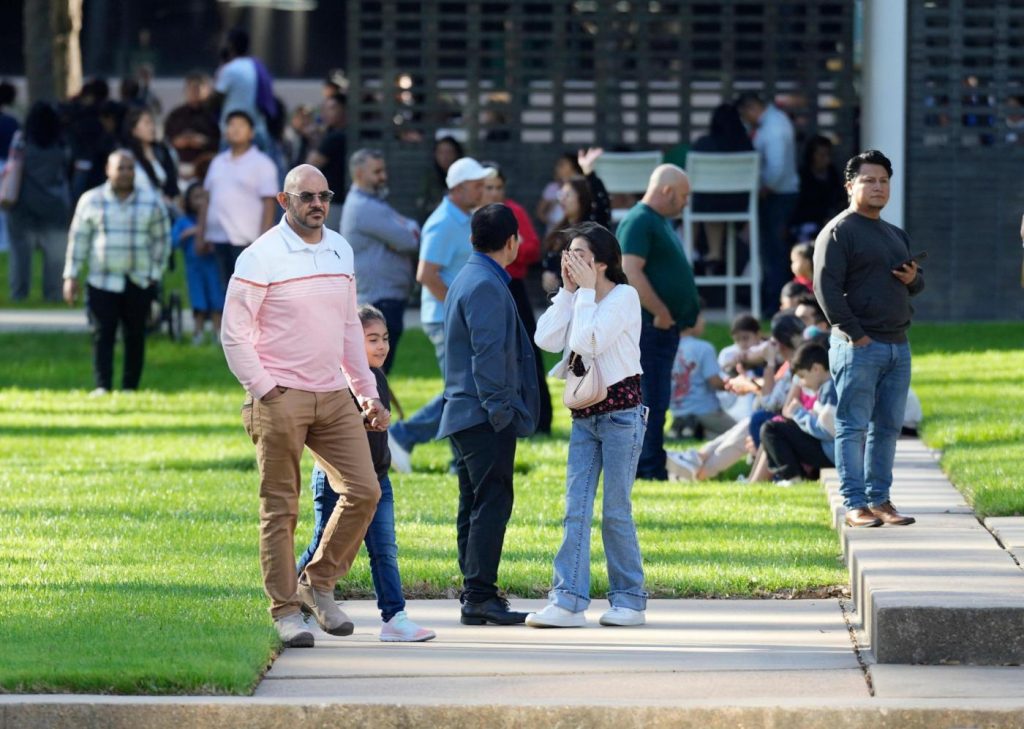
[813,149,925,529]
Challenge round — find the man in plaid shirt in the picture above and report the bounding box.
[63,149,171,395]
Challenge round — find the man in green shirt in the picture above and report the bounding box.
[620,164,699,480]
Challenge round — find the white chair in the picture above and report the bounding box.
[682,151,761,320]
[592,151,663,222]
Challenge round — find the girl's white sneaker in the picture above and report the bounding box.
[525,603,586,628]
[380,611,436,642]
[599,606,646,626]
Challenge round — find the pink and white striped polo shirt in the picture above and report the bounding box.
[221,216,379,401]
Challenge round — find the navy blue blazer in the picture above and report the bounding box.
[437,253,540,439]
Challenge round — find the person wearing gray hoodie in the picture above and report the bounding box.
[814,149,925,529]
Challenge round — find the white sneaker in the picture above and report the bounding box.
[525,603,586,628]
[599,606,646,627]
[274,611,314,648]
[191,331,205,347]
[88,387,109,398]
[666,450,701,481]
[388,431,412,473]
[775,477,804,487]
[380,611,436,642]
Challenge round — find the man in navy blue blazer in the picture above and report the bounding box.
[438,203,540,625]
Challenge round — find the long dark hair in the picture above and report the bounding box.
[24,101,63,148]
[431,135,464,177]
[561,221,628,285]
[122,107,177,197]
[544,176,592,254]
[182,182,204,218]
[708,103,751,149]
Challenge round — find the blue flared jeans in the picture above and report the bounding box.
[549,404,649,612]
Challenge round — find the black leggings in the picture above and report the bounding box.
[760,418,834,480]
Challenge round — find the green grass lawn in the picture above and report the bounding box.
[909,323,1024,518]
[0,250,189,308]
[0,323,846,694]
[0,320,1018,694]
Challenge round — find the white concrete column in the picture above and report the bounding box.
[861,0,908,228]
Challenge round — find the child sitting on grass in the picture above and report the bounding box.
[296,305,435,642]
[669,312,734,439]
[717,312,770,422]
[760,341,837,485]
[717,312,769,378]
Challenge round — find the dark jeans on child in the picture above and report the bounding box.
[296,467,405,622]
[760,418,834,481]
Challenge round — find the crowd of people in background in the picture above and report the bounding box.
[0,32,929,642]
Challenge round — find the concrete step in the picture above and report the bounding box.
[4,695,1024,728]
[985,516,1024,565]
[822,440,1024,665]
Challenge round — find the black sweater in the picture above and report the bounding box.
[813,210,925,344]
[349,367,391,479]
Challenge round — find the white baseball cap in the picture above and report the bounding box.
[446,157,497,189]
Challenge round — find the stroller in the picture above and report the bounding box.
[147,246,184,342]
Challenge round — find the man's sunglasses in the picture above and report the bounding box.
[285,190,335,204]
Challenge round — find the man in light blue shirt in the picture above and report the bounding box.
[738,92,800,315]
[388,157,494,471]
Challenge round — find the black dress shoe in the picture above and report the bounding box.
[460,596,528,625]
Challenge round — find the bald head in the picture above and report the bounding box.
[643,164,690,218]
[279,164,332,240]
[106,148,136,193]
[283,164,327,194]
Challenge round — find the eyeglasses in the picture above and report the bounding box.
[285,190,335,204]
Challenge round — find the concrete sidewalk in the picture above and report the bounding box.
[4,371,1024,725]
[257,598,867,703]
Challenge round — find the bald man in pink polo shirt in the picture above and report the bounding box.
[222,164,389,648]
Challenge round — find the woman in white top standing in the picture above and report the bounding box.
[529,222,649,628]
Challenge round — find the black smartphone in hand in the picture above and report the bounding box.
[900,251,927,267]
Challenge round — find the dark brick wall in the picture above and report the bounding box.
[907,0,1024,321]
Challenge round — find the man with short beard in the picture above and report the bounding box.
[341,148,420,372]
[222,164,390,648]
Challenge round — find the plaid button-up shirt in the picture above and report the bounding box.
[63,182,171,293]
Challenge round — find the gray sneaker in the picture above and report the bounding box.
[297,579,354,636]
[274,612,314,648]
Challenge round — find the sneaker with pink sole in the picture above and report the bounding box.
[380,611,436,642]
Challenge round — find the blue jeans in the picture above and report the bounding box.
[297,468,405,622]
[759,191,799,315]
[550,405,649,612]
[637,321,679,480]
[389,321,445,452]
[829,334,912,510]
[748,408,775,449]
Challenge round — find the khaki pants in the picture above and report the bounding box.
[698,416,750,479]
[243,388,380,619]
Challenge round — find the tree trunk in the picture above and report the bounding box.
[23,0,83,103]
[51,0,84,100]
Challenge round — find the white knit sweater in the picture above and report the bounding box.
[534,285,643,386]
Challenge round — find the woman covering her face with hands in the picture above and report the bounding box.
[530,222,649,629]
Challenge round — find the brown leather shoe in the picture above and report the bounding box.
[844,508,883,528]
[870,502,916,526]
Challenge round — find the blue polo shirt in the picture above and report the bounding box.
[419,196,472,325]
